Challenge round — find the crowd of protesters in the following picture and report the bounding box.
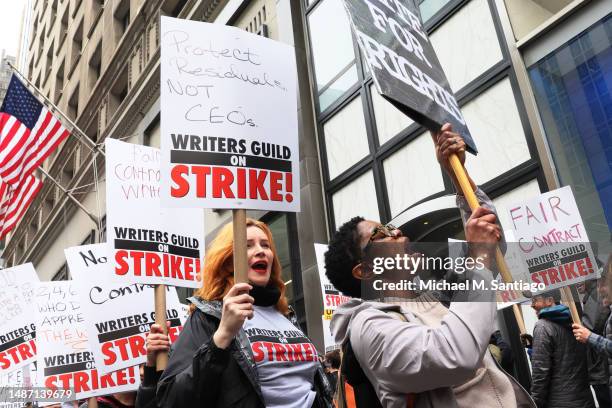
[39,125,612,408]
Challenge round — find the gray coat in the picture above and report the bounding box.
[331,293,535,408]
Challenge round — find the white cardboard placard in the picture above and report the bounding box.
[160,17,299,212]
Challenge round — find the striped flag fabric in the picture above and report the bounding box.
[0,74,69,187]
[0,175,43,239]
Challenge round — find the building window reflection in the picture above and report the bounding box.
[529,14,612,254]
[307,0,358,112]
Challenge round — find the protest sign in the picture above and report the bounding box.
[506,186,598,292]
[341,0,476,153]
[0,264,39,374]
[0,362,42,407]
[35,281,139,400]
[0,365,24,408]
[494,231,531,307]
[66,243,186,374]
[106,138,205,288]
[160,17,299,211]
[315,244,350,352]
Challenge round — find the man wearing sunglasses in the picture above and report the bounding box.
[325,124,535,407]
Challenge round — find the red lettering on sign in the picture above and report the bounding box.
[0,339,36,370]
[170,165,190,197]
[102,334,146,365]
[45,366,137,395]
[168,164,293,204]
[113,251,199,282]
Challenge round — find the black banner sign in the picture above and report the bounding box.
[342,0,477,153]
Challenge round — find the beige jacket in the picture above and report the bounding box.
[331,287,535,408]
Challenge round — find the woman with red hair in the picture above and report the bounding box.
[157,218,333,408]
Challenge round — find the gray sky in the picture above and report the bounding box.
[0,1,27,58]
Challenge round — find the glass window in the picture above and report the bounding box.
[462,78,531,185]
[308,0,358,111]
[492,179,541,232]
[419,0,453,23]
[528,15,612,254]
[370,83,414,145]
[145,117,161,148]
[383,132,444,217]
[429,0,503,92]
[319,66,358,112]
[504,0,574,41]
[333,171,379,226]
[323,96,370,179]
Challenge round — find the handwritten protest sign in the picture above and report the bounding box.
[0,264,39,374]
[315,244,350,352]
[35,281,139,400]
[0,365,24,407]
[341,0,476,153]
[505,186,598,292]
[0,362,42,407]
[106,138,205,288]
[66,243,186,374]
[160,17,299,211]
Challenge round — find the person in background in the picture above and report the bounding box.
[78,392,135,408]
[489,330,514,375]
[579,261,610,408]
[520,333,534,360]
[135,321,171,408]
[323,350,340,392]
[530,290,594,408]
[157,218,333,407]
[573,255,612,404]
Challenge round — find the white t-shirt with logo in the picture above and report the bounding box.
[244,305,318,408]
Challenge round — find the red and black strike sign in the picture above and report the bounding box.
[527,246,596,287]
[169,134,294,203]
[96,314,182,366]
[113,228,201,283]
[0,334,36,371]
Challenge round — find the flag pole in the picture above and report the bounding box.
[38,166,100,225]
[6,62,105,157]
[447,154,528,333]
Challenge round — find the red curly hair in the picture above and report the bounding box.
[192,218,289,315]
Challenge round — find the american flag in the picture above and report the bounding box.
[0,74,69,239]
[0,74,69,186]
[0,175,43,239]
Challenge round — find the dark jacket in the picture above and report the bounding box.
[135,366,160,408]
[604,306,612,400]
[157,297,334,408]
[582,282,610,384]
[490,330,514,375]
[531,305,595,408]
[79,396,134,408]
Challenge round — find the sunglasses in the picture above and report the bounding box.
[362,223,400,252]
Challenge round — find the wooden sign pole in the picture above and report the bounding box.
[233,209,248,284]
[154,284,168,369]
[561,286,580,324]
[88,397,98,408]
[447,154,527,333]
